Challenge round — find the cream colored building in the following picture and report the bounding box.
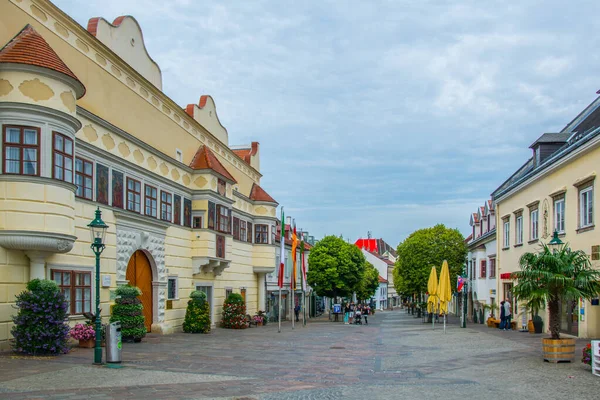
[0,0,280,349]
[492,96,600,338]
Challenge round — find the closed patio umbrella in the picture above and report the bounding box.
[427,266,438,329]
[439,260,452,333]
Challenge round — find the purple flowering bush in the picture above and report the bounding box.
[11,279,70,355]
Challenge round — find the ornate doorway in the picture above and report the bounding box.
[126,250,153,332]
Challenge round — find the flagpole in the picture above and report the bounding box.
[278,207,285,334]
[278,286,282,333]
[291,265,295,331]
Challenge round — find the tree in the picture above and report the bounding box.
[307,235,366,300]
[394,224,467,298]
[512,243,600,339]
[356,262,380,302]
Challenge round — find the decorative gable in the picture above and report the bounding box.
[189,145,236,183]
[185,95,229,146]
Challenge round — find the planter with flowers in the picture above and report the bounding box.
[70,323,95,348]
[221,293,247,329]
[582,343,592,368]
[252,315,264,326]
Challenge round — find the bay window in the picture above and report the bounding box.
[3,125,40,176]
[52,132,73,183]
[161,191,172,222]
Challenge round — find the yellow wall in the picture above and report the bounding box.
[496,142,600,338]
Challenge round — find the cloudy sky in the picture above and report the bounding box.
[56,0,600,246]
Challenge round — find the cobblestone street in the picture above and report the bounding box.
[0,310,597,399]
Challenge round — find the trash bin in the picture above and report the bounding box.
[105,321,122,364]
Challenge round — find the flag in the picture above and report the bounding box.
[278,207,285,288]
[300,240,307,292]
[291,222,298,291]
[457,276,464,292]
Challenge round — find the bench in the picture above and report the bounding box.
[246,314,258,328]
[490,318,517,330]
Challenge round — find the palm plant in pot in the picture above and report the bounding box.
[512,239,600,362]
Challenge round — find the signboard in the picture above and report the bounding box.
[333,304,341,314]
[102,275,111,288]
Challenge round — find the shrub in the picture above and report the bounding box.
[183,291,211,333]
[221,293,247,329]
[110,285,146,341]
[11,278,70,355]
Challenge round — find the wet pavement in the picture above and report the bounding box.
[0,309,597,399]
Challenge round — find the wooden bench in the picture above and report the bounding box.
[490,318,517,330]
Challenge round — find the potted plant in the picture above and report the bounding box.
[183,291,211,334]
[582,343,592,367]
[110,285,147,342]
[257,310,267,326]
[532,315,544,334]
[70,323,96,348]
[252,315,264,326]
[221,293,247,329]
[512,242,600,363]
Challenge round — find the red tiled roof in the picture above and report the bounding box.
[378,276,388,284]
[464,234,473,243]
[189,145,236,183]
[0,25,85,98]
[355,238,378,253]
[249,183,277,203]
[233,149,251,163]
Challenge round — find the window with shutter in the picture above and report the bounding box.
[247,222,253,243]
[208,201,216,230]
[233,217,240,240]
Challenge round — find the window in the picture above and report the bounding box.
[255,224,268,244]
[112,170,124,209]
[127,178,141,213]
[271,225,276,244]
[489,258,496,278]
[3,125,40,176]
[184,198,192,227]
[225,288,232,300]
[208,201,216,230]
[247,222,253,243]
[515,215,523,245]
[530,209,539,240]
[554,198,565,233]
[167,277,178,300]
[216,234,225,258]
[144,184,157,217]
[480,260,486,278]
[232,217,240,240]
[503,220,510,248]
[52,132,73,183]
[193,216,203,229]
[240,220,247,242]
[173,195,181,225]
[75,157,93,200]
[52,270,91,315]
[161,191,172,222]
[240,288,246,304]
[579,186,593,228]
[216,205,230,233]
[217,178,226,196]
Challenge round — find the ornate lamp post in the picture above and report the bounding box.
[88,207,108,365]
[548,230,564,247]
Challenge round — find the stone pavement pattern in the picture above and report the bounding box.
[0,310,597,399]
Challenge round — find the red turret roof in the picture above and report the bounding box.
[249,183,277,203]
[0,25,85,98]
[189,145,236,183]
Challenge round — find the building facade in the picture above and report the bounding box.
[466,200,497,322]
[0,0,280,349]
[355,237,399,307]
[492,95,600,338]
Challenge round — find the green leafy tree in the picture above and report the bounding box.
[356,262,380,302]
[307,235,366,300]
[512,243,600,339]
[394,224,467,298]
[183,291,211,333]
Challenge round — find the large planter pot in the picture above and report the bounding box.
[78,338,95,348]
[533,320,543,334]
[527,320,534,334]
[487,317,495,328]
[542,338,576,363]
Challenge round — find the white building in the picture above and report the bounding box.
[361,249,389,309]
[467,200,498,321]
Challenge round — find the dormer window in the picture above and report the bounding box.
[217,178,226,196]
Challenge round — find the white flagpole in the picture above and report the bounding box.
[278,207,284,334]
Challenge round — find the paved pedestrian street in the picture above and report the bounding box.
[0,310,597,400]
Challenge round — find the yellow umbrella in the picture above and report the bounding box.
[427,266,438,315]
[439,260,452,333]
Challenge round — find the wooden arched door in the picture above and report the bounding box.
[126,250,153,332]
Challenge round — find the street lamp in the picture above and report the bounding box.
[548,230,564,247]
[88,207,108,365]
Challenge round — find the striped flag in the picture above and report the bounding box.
[278,208,285,288]
[301,241,307,292]
[291,222,298,290]
[457,276,465,292]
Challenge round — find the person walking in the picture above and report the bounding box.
[344,303,350,325]
[294,304,300,322]
[504,299,512,330]
[363,304,369,325]
[349,302,355,325]
[499,301,506,330]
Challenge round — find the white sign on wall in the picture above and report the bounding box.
[102,275,111,288]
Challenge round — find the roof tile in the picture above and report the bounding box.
[189,145,237,183]
[249,183,277,203]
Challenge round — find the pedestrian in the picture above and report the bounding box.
[294,304,300,322]
[349,302,355,324]
[504,299,512,330]
[364,304,369,325]
[344,303,350,324]
[499,301,506,330]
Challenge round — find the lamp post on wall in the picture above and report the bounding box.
[548,230,564,248]
[88,207,108,365]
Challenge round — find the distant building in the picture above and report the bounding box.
[355,237,399,308]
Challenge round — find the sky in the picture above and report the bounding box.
[55,0,600,247]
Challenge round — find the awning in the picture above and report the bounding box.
[500,272,513,280]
